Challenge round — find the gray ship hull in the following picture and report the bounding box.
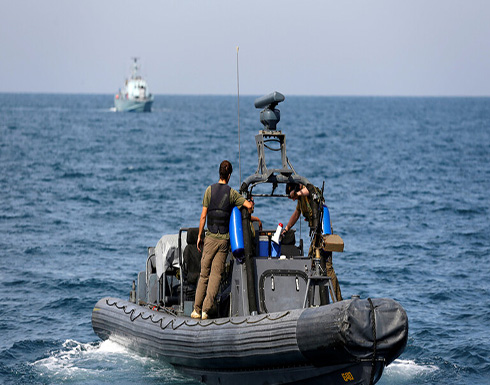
[92,297,408,385]
[114,96,153,112]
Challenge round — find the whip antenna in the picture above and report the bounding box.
[236,46,241,186]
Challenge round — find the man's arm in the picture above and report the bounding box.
[283,208,300,234]
[296,186,309,197]
[251,215,262,231]
[289,185,309,200]
[230,188,253,210]
[197,206,207,252]
[242,199,253,210]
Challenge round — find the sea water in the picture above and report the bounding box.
[1,94,489,384]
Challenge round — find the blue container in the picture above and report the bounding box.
[323,205,332,235]
[271,242,281,257]
[259,236,269,257]
[229,207,244,260]
[259,236,281,257]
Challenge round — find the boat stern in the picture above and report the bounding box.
[296,297,408,382]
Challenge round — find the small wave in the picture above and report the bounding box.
[31,339,152,381]
[384,359,438,381]
[61,171,87,179]
[32,339,101,376]
[95,339,128,354]
[28,339,200,384]
[68,195,101,204]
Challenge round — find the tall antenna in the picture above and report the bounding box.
[236,46,241,186]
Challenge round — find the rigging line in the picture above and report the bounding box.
[236,46,241,186]
[108,299,291,329]
[368,297,378,385]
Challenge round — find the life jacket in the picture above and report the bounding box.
[207,183,233,234]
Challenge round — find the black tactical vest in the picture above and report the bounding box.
[305,183,324,232]
[207,183,233,234]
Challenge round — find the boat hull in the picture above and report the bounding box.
[92,297,408,385]
[114,96,153,112]
[179,361,382,385]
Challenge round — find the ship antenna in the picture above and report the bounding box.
[236,46,242,186]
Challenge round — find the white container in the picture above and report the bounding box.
[271,223,283,244]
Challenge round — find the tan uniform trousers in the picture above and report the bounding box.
[194,236,229,314]
[325,255,342,301]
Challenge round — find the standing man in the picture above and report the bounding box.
[191,160,253,320]
[283,182,342,301]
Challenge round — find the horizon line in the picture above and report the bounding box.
[1,91,489,98]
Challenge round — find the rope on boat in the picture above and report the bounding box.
[367,297,377,385]
[106,298,290,330]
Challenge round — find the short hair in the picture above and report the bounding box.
[286,182,300,195]
[219,160,233,180]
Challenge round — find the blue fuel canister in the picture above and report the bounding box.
[323,205,332,235]
[229,207,244,260]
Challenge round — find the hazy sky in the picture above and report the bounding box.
[1,0,489,96]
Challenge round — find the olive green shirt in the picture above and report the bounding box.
[203,184,246,240]
[296,184,323,229]
[296,196,311,220]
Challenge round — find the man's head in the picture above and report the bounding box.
[286,182,300,196]
[219,160,233,181]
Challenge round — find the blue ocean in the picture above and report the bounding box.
[1,94,489,384]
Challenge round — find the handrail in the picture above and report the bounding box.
[178,228,191,315]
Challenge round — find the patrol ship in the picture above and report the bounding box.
[93,92,408,384]
[114,57,154,112]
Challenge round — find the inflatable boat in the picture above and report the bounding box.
[92,92,408,385]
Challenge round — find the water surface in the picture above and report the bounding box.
[1,94,489,384]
